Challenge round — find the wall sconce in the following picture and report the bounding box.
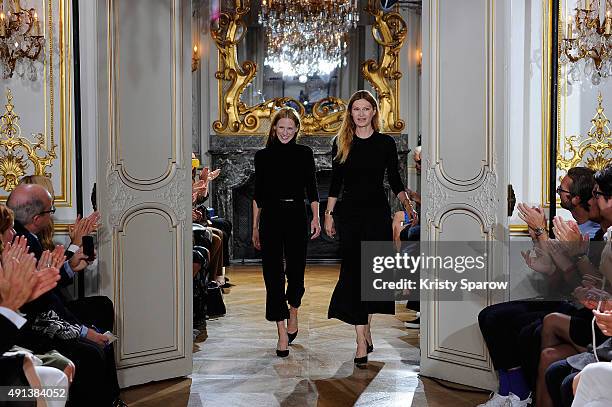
[0,0,44,80]
[192,44,199,72]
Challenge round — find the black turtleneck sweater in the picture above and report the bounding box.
[254,141,319,208]
[329,132,405,209]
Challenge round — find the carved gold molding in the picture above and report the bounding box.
[557,93,612,172]
[0,0,72,207]
[0,89,57,191]
[212,0,406,135]
[363,1,406,133]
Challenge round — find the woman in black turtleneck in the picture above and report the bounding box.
[324,90,414,367]
[252,107,320,357]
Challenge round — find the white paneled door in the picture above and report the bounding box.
[96,0,193,387]
[420,0,509,390]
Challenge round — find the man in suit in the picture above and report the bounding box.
[6,184,123,407]
[7,183,114,334]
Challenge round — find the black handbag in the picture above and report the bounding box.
[206,282,226,317]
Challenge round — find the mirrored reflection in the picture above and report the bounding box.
[233,1,370,110]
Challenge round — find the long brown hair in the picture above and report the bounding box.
[264,107,301,147]
[19,175,56,250]
[0,204,14,253]
[335,90,381,163]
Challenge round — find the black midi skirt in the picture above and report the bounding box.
[328,205,395,325]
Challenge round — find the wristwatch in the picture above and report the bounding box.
[534,227,546,236]
[324,209,334,215]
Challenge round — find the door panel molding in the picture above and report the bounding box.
[97,0,192,388]
[421,0,508,391]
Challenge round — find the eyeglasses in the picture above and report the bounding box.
[593,189,609,199]
[556,186,572,195]
[38,205,56,216]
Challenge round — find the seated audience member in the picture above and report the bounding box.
[6,184,124,406]
[478,167,602,407]
[0,204,75,395]
[542,165,612,407]
[572,362,612,407]
[0,206,68,407]
[20,175,101,260]
[392,146,421,328]
[192,155,232,276]
[192,161,228,287]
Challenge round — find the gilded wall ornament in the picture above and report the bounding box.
[0,89,56,191]
[557,92,612,173]
[212,0,406,135]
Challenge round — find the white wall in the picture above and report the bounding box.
[508,0,547,222]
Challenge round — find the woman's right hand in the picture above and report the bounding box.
[252,228,261,250]
[86,328,109,348]
[324,215,336,238]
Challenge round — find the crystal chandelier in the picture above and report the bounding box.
[0,0,44,80]
[258,0,359,78]
[560,0,612,85]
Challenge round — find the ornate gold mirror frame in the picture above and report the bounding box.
[548,1,612,205]
[211,0,407,135]
[539,0,608,209]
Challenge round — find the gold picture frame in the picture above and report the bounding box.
[211,0,407,135]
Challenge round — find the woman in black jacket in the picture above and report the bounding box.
[252,107,320,357]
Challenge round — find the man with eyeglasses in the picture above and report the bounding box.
[568,165,612,407]
[6,183,123,406]
[592,166,612,224]
[517,167,602,241]
[478,166,603,407]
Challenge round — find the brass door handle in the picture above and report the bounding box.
[508,184,516,216]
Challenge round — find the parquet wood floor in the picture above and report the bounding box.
[121,265,489,406]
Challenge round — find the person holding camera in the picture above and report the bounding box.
[324,90,413,367]
[252,107,320,357]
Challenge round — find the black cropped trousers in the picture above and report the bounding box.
[260,202,308,322]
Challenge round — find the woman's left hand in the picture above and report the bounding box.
[310,218,321,240]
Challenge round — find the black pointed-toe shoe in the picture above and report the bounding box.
[366,340,373,354]
[276,349,289,357]
[354,355,368,368]
[288,330,298,344]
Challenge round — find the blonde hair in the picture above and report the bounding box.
[19,175,55,250]
[335,90,381,163]
[0,204,14,254]
[264,107,301,147]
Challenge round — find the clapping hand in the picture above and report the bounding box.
[192,180,208,203]
[521,247,555,275]
[0,256,36,311]
[69,212,101,246]
[552,216,589,257]
[517,203,547,231]
[38,245,66,272]
[206,168,221,182]
[2,236,31,266]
